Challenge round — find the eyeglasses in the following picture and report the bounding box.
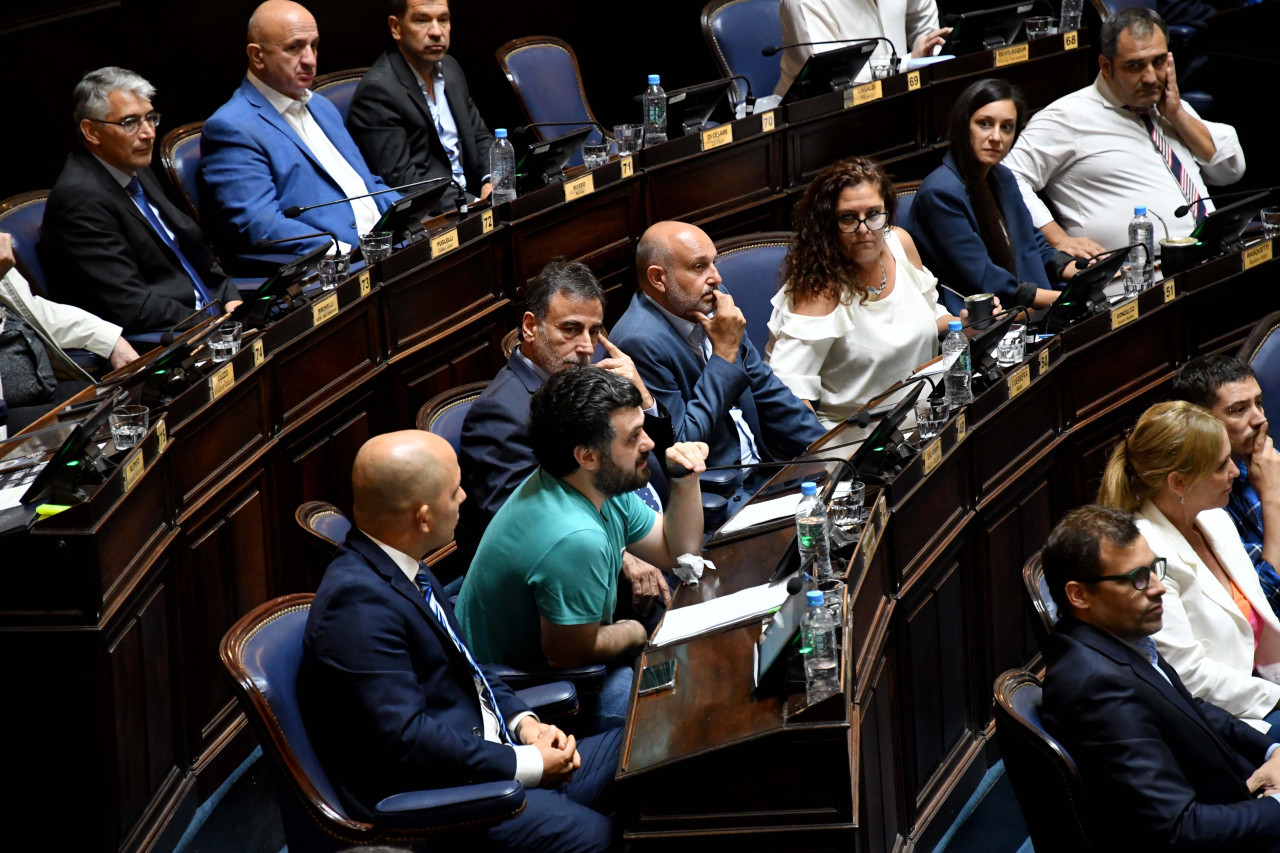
[1078,557,1167,591]
[836,211,889,233]
[91,112,162,135]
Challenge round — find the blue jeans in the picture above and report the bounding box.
[572,663,634,736]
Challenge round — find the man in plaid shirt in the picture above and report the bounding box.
[1173,354,1280,616]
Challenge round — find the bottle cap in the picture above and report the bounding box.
[800,481,818,495]
[1134,205,1146,215]
[948,320,962,332]
[495,128,508,138]
[648,74,661,85]
[806,590,824,607]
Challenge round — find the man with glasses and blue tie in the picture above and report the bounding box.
[41,67,240,336]
[299,429,622,852]
[1039,505,1280,849]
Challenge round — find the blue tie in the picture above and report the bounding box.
[126,176,213,307]
[414,568,513,743]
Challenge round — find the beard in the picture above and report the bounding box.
[594,451,650,497]
[530,329,591,374]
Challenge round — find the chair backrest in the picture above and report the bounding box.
[417,381,491,454]
[159,121,206,227]
[495,36,603,168]
[221,594,376,847]
[1021,549,1059,653]
[993,669,1097,852]
[701,0,783,106]
[296,500,352,551]
[0,190,52,296]
[713,231,792,353]
[313,68,369,123]
[896,179,921,227]
[1237,310,1280,411]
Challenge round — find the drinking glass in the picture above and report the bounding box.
[915,399,949,443]
[359,231,393,264]
[209,321,242,364]
[318,254,350,291]
[110,405,149,451]
[997,324,1026,367]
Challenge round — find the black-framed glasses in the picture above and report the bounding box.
[836,210,889,233]
[91,112,162,135]
[1078,557,1167,591]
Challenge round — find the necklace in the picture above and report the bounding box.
[864,258,888,301]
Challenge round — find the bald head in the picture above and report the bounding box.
[247,0,319,99]
[351,430,463,556]
[636,220,721,318]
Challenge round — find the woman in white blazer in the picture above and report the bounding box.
[1098,400,1280,733]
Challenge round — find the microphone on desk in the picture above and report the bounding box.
[511,121,609,145]
[847,373,940,429]
[282,177,457,218]
[1069,243,1146,270]
[256,230,342,256]
[726,75,757,114]
[1173,187,1278,218]
[664,455,861,484]
[762,36,901,73]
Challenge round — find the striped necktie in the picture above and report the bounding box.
[413,568,512,743]
[1128,107,1206,224]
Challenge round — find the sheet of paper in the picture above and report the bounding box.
[651,581,794,647]
[0,485,28,511]
[717,493,804,536]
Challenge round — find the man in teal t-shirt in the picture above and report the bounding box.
[457,366,708,731]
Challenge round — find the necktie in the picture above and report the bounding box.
[413,568,512,743]
[1136,636,1159,666]
[1128,107,1206,224]
[126,177,213,307]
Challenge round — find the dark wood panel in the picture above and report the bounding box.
[857,655,903,853]
[274,300,383,431]
[787,90,927,188]
[508,184,644,286]
[392,314,512,428]
[645,134,783,225]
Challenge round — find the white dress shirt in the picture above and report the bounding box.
[1137,501,1280,733]
[776,0,941,95]
[1003,74,1246,252]
[765,228,946,428]
[364,532,543,786]
[641,292,761,465]
[248,72,380,245]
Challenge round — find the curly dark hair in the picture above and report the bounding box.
[783,157,897,304]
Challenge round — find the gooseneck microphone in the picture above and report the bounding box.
[282,177,456,218]
[762,36,899,67]
[1174,188,1278,219]
[664,455,860,484]
[257,230,341,256]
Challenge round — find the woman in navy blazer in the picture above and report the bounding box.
[907,79,1077,315]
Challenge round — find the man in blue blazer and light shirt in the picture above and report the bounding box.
[299,429,622,851]
[610,221,826,476]
[201,0,399,261]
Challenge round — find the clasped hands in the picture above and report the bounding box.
[516,718,581,788]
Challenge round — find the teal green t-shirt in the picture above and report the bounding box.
[456,468,656,668]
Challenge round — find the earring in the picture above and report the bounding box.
[1179,495,1185,505]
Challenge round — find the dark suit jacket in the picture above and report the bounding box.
[347,51,494,197]
[1042,617,1280,850]
[298,528,532,819]
[609,291,825,468]
[457,349,674,557]
[39,150,235,335]
[200,76,397,260]
[905,154,1063,314]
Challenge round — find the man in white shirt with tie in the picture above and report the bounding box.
[201,0,400,262]
[1003,7,1245,256]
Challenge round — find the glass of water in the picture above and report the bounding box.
[359,231,393,264]
[829,481,867,548]
[582,142,609,170]
[109,405,149,451]
[997,324,1026,367]
[318,254,350,291]
[613,124,642,156]
[869,59,892,80]
[915,398,949,444]
[209,321,242,364]
[1262,207,1280,239]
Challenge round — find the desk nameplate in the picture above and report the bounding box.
[1110,300,1139,330]
[845,80,883,109]
[121,448,145,494]
[430,228,459,258]
[564,174,594,202]
[208,363,235,402]
[700,125,733,151]
[1244,241,1273,270]
[1007,364,1031,399]
[995,43,1029,67]
[311,293,339,327]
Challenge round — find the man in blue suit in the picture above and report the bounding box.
[1040,505,1280,849]
[200,0,399,261]
[299,429,621,851]
[610,221,825,477]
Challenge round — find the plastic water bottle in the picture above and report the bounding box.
[943,320,972,407]
[1060,0,1083,31]
[803,590,840,703]
[642,74,668,148]
[489,128,517,205]
[1127,206,1154,293]
[796,482,833,581]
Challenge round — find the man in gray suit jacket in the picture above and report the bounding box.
[348,0,494,200]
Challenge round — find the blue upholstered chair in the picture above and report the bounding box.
[417,381,491,455]
[313,68,369,123]
[713,231,791,354]
[1237,310,1280,411]
[0,190,53,297]
[495,36,605,169]
[701,0,783,108]
[1021,549,1059,656]
[896,180,921,226]
[993,669,1097,851]
[221,594,577,851]
[159,121,205,227]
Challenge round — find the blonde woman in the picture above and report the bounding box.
[1098,400,1280,733]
